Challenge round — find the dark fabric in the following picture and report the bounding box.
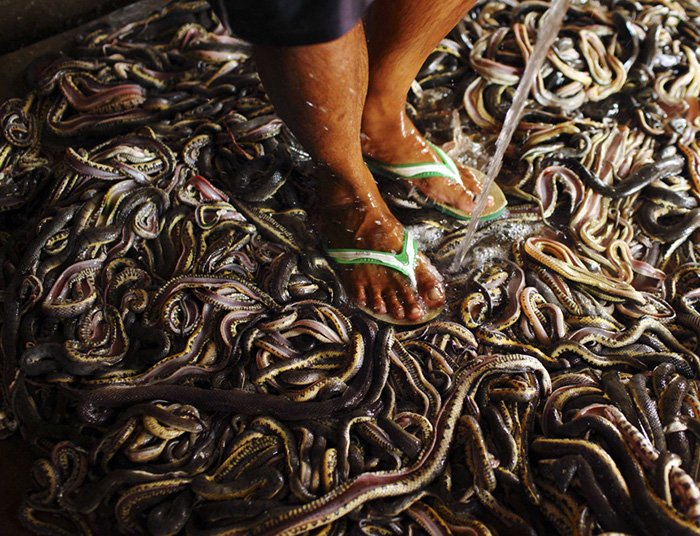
[211,0,374,46]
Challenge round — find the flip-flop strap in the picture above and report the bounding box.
[365,141,461,184]
[325,229,418,288]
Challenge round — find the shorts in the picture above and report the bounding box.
[210,0,375,46]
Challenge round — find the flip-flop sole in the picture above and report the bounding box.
[423,179,508,222]
[367,154,508,222]
[356,302,444,326]
[327,233,444,326]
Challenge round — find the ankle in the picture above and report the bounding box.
[361,96,405,134]
[360,108,422,160]
[316,184,402,241]
[320,207,404,251]
[316,170,382,208]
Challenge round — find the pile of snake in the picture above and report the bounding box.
[2,0,700,533]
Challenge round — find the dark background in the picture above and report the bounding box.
[0,1,170,533]
[0,0,136,54]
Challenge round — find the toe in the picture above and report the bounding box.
[372,287,387,315]
[399,285,424,321]
[384,290,405,320]
[460,167,483,193]
[422,284,445,309]
[419,272,445,308]
[355,283,368,308]
[456,191,477,212]
[415,258,445,309]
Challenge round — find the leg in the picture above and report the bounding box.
[361,0,492,213]
[253,22,444,321]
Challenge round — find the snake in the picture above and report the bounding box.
[4,1,700,534]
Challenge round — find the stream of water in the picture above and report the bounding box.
[449,0,570,272]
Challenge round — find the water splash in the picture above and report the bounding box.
[449,0,570,273]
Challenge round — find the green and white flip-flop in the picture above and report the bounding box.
[365,141,507,222]
[326,229,443,325]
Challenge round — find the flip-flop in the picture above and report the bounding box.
[365,141,507,222]
[325,229,444,325]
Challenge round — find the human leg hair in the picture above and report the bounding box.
[360,0,492,215]
[252,21,445,321]
[363,0,476,122]
[253,22,373,202]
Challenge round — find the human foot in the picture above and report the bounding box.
[319,183,445,323]
[361,108,498,217]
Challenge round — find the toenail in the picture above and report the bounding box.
[428,287,444,301]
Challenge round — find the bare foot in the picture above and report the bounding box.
[361,107,493,213]
[319,176,445,322]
